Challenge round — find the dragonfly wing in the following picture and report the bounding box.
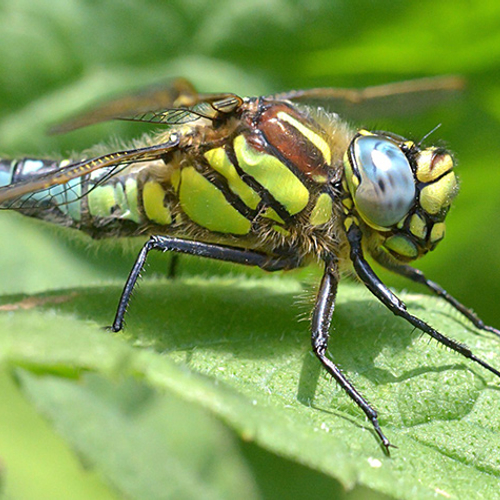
[0,134,180,208]
[272,75,465,120]
[51,77,243,133]
[121,94,244,125]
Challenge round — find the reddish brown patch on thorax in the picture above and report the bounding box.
[256,102,330,179]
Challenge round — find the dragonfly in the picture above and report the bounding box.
[0,76,498,452]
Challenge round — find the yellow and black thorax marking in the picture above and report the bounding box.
[138,99,338,241]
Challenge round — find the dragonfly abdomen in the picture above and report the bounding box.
[0,157,83,226]
[0,157,144,236]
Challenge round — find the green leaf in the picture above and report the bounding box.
[0,368,119,500]
[18,371,260,500]
[2,278,500,499]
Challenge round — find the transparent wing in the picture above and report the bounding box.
[51,77,243,133]
[272,75,465,120]
[119,94,243,126]
[51,75,463,133]
[0,134,180,210]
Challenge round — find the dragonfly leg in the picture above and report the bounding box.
[312,257,393,453]
[111,235,302,331]
[347,224,500,379]
[372,251,500,337]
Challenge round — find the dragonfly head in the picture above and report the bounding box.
[343,130,458,262]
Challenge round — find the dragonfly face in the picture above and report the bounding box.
[0,76,497,453]
[344,130,457,262]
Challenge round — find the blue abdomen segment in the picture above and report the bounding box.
[0,159,16,188]
[0,158,82,222]
[0,158,145,237]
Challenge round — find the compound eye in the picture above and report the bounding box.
[352,135,416,228]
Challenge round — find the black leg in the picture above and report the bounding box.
[347,224,500,379]
[311,257,393,453]
[111,235,301,332]
[372,250,500,337]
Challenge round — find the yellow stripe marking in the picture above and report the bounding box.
[420,172,458,215]
[262,207,285,224]
[277,111,332,165]
[125,178,140,222]
[204,147,261,209]
[234,135,309,215]
[430,222,446,243]
[88,185,115,217]
[342,197,353,210]
[171,169,181,191]
[179,167,251,234]
[416,150,453,183]
[409,213,427,239]
[143,181,172,225]
[384,235,418,259]
[310,193,333,226]
[272,225,290,236]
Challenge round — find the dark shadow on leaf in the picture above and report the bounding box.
[368,363,488,386]
[40,280,416,363]
[6,279,498,405]
[296,351,321,406]
[305,399,391,455]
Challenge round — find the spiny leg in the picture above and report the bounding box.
[312,257,393,452]
[347,224,500,379]
[111,235,302,332]
[372,250,500,336]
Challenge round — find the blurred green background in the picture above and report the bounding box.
[0,0,500,498]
